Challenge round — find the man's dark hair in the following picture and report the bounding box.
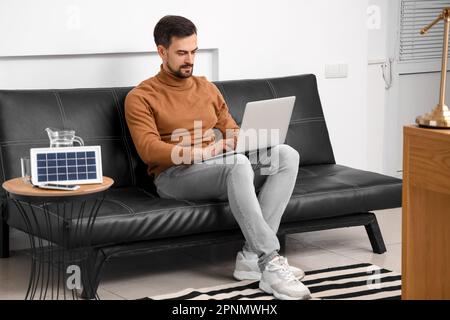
[154,15,197,48]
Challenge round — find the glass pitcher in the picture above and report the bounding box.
[45,128,84,148]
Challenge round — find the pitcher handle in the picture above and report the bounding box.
[73,136,84,146]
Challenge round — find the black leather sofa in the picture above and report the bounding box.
[0,74,402,299]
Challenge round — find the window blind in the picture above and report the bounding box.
[400,0,450,62]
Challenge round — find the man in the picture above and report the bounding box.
[125,15,311,300]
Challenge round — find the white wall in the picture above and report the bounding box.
[367,0,389,62]
[0,50,218,89]
[0,0,369,172]
[367,63,387,174]
[366,0,390,174]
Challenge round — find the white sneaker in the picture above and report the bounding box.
[259,255,311,300]
[233,251,305,281]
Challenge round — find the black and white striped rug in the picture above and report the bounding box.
[145,263,401,300]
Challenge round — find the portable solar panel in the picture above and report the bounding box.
[30,146,103,186]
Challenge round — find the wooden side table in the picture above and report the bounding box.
[2,177,113,300]
[402,125,450,299]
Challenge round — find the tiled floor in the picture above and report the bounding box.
[0,208,402,300]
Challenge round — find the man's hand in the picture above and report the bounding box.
[222,138,236,152]
[181,143,218,163]
[201,140,225,161]
[182,137,237,163]
[206,138,237,158]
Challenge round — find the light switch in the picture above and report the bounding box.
[325,64,348,79]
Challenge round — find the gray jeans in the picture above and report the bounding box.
[154,144,300,271]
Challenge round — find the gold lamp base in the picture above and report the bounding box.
[416,104,450,129]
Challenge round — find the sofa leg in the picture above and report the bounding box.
[0,218,9,258]
[80,249,107,300]
[365,216,387,254]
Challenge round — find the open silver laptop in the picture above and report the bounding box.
[203,96,296,161]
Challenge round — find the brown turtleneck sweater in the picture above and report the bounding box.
[125,65,240,179]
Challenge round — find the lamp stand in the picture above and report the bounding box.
[416,8,450,129]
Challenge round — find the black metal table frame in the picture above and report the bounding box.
[6,191,106,300]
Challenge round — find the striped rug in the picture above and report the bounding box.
[146,263,401,300]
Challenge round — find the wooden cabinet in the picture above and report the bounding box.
[402,125,450,300]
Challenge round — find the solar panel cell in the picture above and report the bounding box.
[57,167,66,174]
[48,168,57,174]
[67,167,76,173]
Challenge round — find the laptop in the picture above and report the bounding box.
[203,96,296,162]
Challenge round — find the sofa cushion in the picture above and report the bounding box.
[89,188,239,246]
[284,164,402,222]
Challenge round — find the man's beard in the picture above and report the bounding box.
[167,62,194,79]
